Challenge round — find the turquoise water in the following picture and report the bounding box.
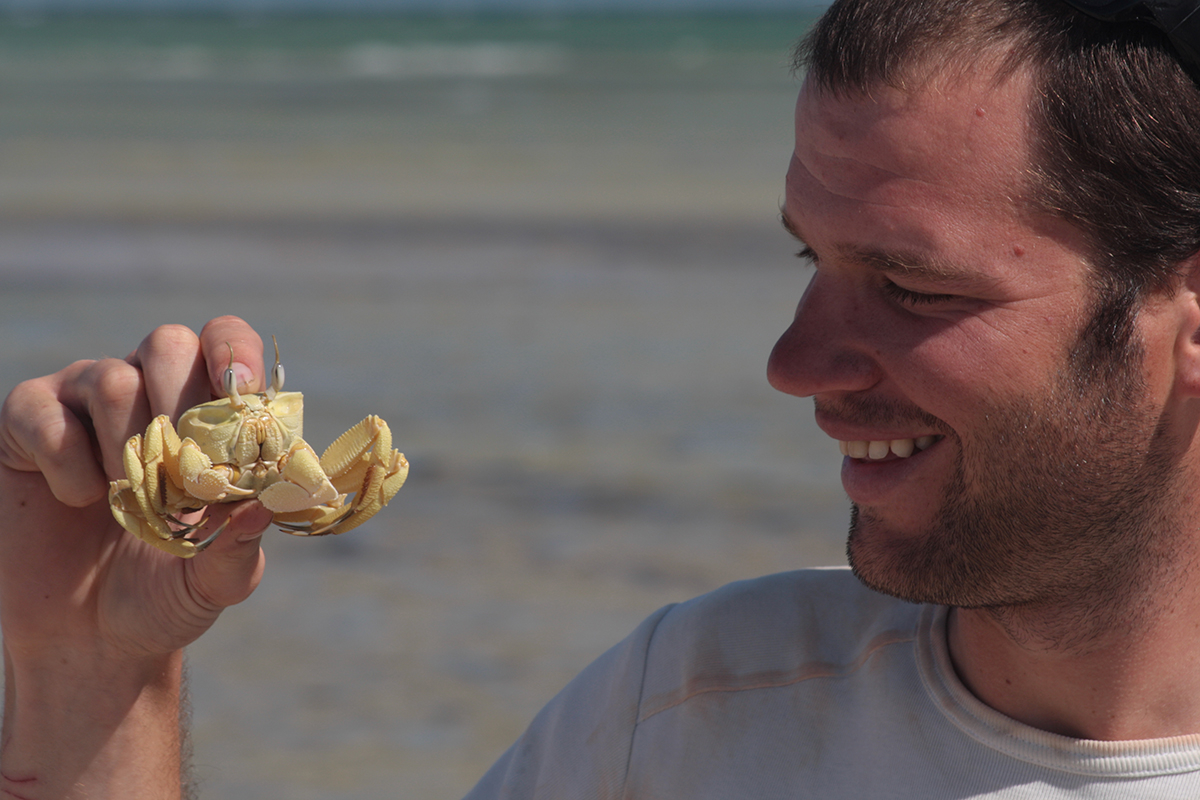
[0,12,813,93]
[0,13,843,799]
[0,12,816,226]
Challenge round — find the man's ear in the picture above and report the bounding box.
[1174,252,1200,398]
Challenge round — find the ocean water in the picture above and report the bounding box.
[0,13,848,798]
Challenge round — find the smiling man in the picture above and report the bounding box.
[769,0,1200,743]
[772,17,1189,635]
[5,0,1200,797]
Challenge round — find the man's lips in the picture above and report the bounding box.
[814,401,946,462]
[837,433,949,508]
[816,404,950,507]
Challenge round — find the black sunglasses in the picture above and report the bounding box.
[1061,1,1200,68]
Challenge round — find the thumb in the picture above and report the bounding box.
[185,501,270,612]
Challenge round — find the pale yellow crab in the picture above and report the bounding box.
[108,340,409,558]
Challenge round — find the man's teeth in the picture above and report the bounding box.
[839,436,936,460]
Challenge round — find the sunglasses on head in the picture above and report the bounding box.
[1060,0,1200,68]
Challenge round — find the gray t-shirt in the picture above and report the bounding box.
[467,568,1200,798]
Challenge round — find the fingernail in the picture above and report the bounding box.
[231,361,257,393]
[232,501,272,543]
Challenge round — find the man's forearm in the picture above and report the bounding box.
[1,646,185,800]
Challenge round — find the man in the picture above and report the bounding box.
[4,0,1200,796]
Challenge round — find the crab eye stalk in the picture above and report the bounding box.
[223,343,245,408]
[267,334,285,401]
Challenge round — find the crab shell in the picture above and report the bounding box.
[108,389,408,558]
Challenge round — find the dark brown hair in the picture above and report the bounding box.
[796,0,1200,365]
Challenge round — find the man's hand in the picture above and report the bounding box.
[0,316,273,798]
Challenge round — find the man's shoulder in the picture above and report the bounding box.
[638,567,923,709]
[466,569,929,799]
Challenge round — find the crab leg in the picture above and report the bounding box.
[117,419,185,542]
[322,416,408,532]
[107,415,234,558]
[272,504,354,536]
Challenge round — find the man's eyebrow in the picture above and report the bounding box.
[849,247,996,286]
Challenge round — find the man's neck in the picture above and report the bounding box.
[947,565,1200,740]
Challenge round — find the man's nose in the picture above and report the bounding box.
[767,272,882,398]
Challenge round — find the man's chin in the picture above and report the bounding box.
[845,504,973,606]
[845,505,923,602]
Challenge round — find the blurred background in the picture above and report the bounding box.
[0,2,847,797]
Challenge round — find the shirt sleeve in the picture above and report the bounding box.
[463,603,675,800]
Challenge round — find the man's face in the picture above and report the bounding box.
[768,66,1185,613]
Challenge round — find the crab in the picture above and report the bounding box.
[108,340,409,558]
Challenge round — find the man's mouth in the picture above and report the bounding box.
[839,435,939,460]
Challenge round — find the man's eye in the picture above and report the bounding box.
[881,280,957,306]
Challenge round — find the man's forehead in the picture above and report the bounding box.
[791,66,1035,207]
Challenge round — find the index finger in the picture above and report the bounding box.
[199,316,266,400]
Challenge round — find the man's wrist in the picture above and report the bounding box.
[1,645,185,800]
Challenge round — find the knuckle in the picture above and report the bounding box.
[0,389,38,468]
[0,360,99,469]
[141,323,200,363]
[201,316,262,352]
[202,314,250,332]
[2,375,57,434]
[90,358,144,408]
[2,376,45,420]
[1,385,74,471]
[27,410,72,462]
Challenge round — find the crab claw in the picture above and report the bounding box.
[257,439,340,513]
[272,415,408,536]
